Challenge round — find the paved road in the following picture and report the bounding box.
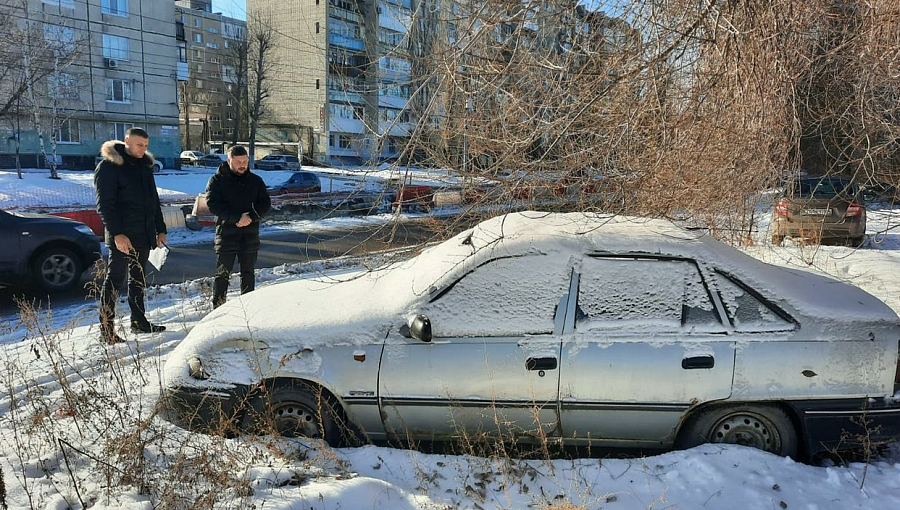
[0,220,445,316]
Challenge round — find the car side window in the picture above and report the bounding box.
[713,272,794,332]
[575,257,722,334]
[420,255,571,338]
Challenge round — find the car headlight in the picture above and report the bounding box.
[188,357,209,380]
[74,224,96,236]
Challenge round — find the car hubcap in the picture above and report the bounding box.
[41,255,76,287]
[709,412,781,453]
[271,402,320,438]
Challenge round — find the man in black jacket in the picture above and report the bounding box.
[206,145,271,308]
[94,128,167,344]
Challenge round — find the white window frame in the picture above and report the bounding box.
[56,119,80,144]
[106,78,132,103]
[193,32,203,43]
[114,122,134,141]
[41,0,75,8]
[101,0,128,17]
[102,34,129,61]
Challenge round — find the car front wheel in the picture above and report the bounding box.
[676,404,799,458]
[241,381,342,444]
[32,247,82,292]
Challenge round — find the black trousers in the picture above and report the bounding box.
[100,244,150,336]
[212,251,258,308]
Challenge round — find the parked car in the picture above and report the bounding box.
[162,212,900,460]
[0,209,102,292]
[196,154,228,167]
[771,177,866,246]
[255,154,301,171]
[180,151,206,166]
[268,171,322,195]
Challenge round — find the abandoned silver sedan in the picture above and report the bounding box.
[162,212,900,460]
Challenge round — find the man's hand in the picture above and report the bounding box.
[157,233,167,246]
[236,212,252,227]
[114,234,133,253]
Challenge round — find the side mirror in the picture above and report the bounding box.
[404,314,432,343]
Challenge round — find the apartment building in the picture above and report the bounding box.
[247,0,419,165]
[0,0,181,169]
[175,0,248,150]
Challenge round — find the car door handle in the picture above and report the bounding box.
[526,357,558,371]
[682,356,715,370]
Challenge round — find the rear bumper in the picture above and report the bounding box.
[161,384,249,434]
[773,219,865,239]
[788,398,900,457]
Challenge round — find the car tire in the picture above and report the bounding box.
[676,404,799,458]
[32,247,82,292]
[241,381,343,445]
[849,236,865,247]
[153,161,163,173]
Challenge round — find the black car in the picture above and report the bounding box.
[268,171,322,195]
[0,209,102,292]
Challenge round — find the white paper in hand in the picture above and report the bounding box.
[148,244,170,271]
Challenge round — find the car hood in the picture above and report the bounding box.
[167,267,416,375]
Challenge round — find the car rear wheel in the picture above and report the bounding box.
[241,381,341,444]
[676,404,799,458]
[32,247,82,292]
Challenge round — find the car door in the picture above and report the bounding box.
[558,256,735,446]
[378,253,576,443]
[0,210,22,278]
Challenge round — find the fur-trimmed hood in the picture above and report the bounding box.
[100,140,155,167]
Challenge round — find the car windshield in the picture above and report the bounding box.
[795,179,856,199]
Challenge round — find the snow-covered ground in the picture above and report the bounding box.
[0,164,455,211]
[2,173,900,509]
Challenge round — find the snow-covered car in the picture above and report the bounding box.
[179,151,206,166]
[0,209,102,292]
[161,212,900,460]
[255,154,301,171]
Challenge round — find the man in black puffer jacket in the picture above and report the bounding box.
[205,145,271,308]
[94,128,167,344]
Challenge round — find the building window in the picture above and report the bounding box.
[57,119,80,143]
[226,99,233,107]
[194,18,201,28]
[48,73,79,99]
[178,46,187,62]
[224,40,230,49]
[41,0,75,8]
[193,32,203,43]
[192,48,202,60]
[209,56,219,64]
[43,24,76,55]
[101,0,127,16]
[196,64,202,73]
[206,27,219,34]
[206,42,219,49]
[114,122,134,141]
[106,79,132,103]
[316,79,320,89]
[195,79,203,88]
[102,34,129,60]
[315,22,320,34]
[338,134,352,149]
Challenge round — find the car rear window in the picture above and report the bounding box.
[794,179,857,199]
[713,272,795,332]
[286,156,299,162]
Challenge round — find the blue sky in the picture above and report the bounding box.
[213,0,246,20]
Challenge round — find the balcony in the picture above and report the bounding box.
[328,31,365,52]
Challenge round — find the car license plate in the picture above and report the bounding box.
[802,208,831,216]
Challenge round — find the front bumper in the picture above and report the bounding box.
[789,398,900,457]
[161,384,249,435]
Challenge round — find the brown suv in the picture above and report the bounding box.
[771,177,866,246]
